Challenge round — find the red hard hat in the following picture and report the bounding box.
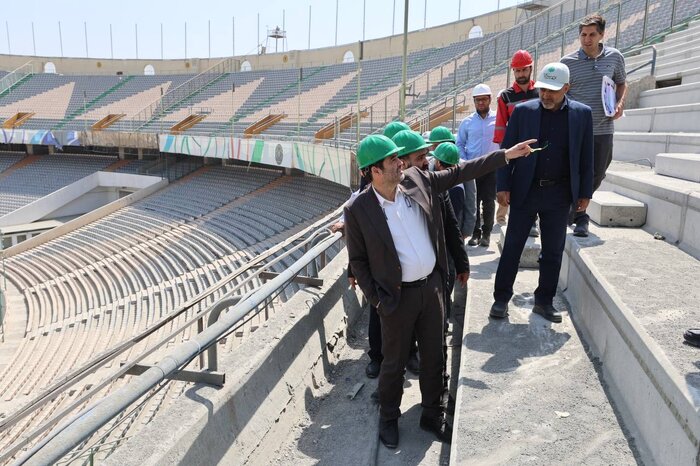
[511,50,533,68]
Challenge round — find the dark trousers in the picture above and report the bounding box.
[368,305,383,362]
[494,183,571,306]
[473,171,496,236]
[379,272,444,422]
[368,306,417,362]
[576,133,614,223]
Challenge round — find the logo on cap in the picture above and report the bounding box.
[548,66,556,72]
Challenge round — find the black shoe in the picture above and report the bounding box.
[366,359,381,378]
[479,234,490,247]
[467,236,480,246]
[419,415,452,443]
[684,329,700,347]
[379,419,399,448]
[406,352,420,375]
[573,221,589,237]
[489,301,508,319]
[532,304,563,323]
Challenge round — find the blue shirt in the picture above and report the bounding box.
[535,98,570,181]
[456,110,499,161]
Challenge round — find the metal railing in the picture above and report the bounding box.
[0,62,34,96]
[390,0,699,136]
[130,57,236,131]
[1,209,343,465]
[16,226,342,465]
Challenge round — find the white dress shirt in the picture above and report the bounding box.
[374,186,436,282]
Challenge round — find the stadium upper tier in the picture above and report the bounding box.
[1,0,698,142]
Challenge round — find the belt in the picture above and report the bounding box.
[402,273,432,288]
[534,177,569,187]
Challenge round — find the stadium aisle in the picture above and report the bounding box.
[260,293,453,465]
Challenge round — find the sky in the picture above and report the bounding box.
[1,0,520,60]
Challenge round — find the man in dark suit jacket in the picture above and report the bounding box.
[491,62,594,323]
[345,134,534,448]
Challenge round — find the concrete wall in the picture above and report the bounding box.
[561,238,700,466]
[44,186,119,219]
[0,8,517,75]
[102,248,366,466]
[0,171,161,227]
[3,176,167,257]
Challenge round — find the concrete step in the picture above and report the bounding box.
[654,54,700,76]
[616,102,700,133]
[613,131,700,165]
[588,190,647,227]
[452,232,638,465]
[497,225,540,268]
[656,65,700,85]
[625,36,700,70]
[655,153,700,182]
[562,225,700,466]
[601,161,700,258]
[638,81,700,107]
[615,103,700,133]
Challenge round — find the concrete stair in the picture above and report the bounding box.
[637,81,700,107]
[616,102,700,133]
[601,162,700,259]
[655,153,700,182]
[588,190,646,227]
[612,132,700,165]
[497,225,540,268]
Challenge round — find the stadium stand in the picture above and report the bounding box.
[0,0,699,463]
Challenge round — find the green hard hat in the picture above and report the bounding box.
[382,121,411,139]
[392,130,432,158]
[428,126,456,143]
[356,134,404,169]
[433,142,460,166]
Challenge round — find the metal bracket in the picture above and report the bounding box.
[259,271,324,287]
[122,363,225,387]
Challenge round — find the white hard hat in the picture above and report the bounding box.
[534,62,570,91]
[472,83,492,97]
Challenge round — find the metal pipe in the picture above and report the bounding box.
[206,295,243,371]
[400,0,409,120]
[641,0,650,43]
[19,232,342,466]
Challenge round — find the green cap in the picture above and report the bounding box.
[428,126,456,143]
[356,135,404,169]
[382,121,411,139]
[433,142,460,166]
[392,130,432,158]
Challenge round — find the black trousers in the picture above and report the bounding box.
[473,171,496,236]
[368,304,383,362]
[379,272,444,421]
[494,183,571,305]
[575,133,613,223]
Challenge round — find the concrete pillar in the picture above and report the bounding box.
[26,144,34,155]
[137,148,144,160]
[48,145,55,155]
[118,147,126,160]
[284,167,293,176]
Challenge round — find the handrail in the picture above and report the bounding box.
[625,44,658,76]
[0,61,33,96]
[0,207,344,463]
[130,57,235,131]
[17,227,343,466]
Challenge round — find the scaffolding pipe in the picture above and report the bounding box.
[16,231,341,466]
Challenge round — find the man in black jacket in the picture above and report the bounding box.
[345,134,533,448]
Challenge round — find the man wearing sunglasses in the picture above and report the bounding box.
[490,63,593,323]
